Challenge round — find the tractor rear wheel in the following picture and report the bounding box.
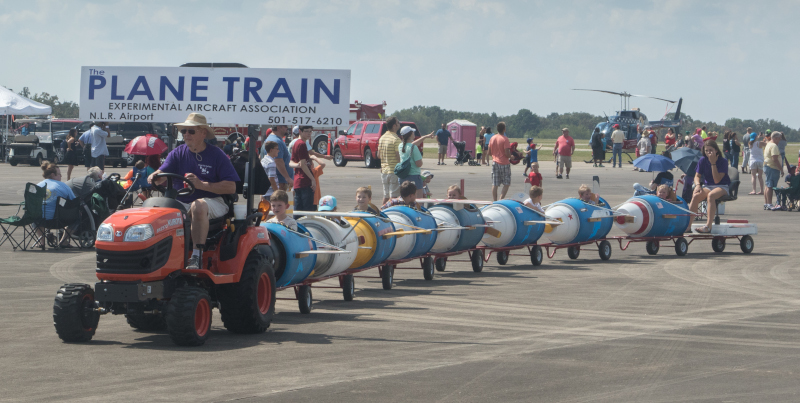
[166,286,212,346]
[126,313,166,331]
[53,283,99,343]
[219,250,276,334]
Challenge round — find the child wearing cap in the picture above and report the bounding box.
[421,170,434,198]
[354,186,380,215]
[318,195,347,226]
[522,140,543,176]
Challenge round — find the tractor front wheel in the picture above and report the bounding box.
[166,287,212,346]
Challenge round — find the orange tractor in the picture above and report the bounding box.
[52,128,277,346]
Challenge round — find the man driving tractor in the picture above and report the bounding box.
[148,113,240,270]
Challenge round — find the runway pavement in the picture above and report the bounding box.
[0,157,798,402]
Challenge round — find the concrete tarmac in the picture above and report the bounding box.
[0,156,798,402]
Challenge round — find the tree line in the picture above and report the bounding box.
[392,105,800,142]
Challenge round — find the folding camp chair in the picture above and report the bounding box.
[0,183,47,251]
[41,197,91,250]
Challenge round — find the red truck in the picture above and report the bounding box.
[332,120,422,168]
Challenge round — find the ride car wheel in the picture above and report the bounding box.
[740,235,754,254]
[675,237,689,256]
[567,246,581,259]
[422,257,435,280]
[530,245,543,266]
[435,257,447,272]
[342,274,355,301]
[711,237,726,253]
[645,240,660,255]
[471,250,484,272]
[496,250,509,265]
[297,285,312,314]
[381,264,394,290]
[598,240,612,261]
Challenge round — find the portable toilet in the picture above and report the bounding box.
[446,120,477,159]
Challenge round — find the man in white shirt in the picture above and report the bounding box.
[610,124,625,168]
[89,122,109,172]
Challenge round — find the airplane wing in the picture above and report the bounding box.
[293,211,376,218]
[418,198,494,205]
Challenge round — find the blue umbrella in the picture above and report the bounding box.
[670,148,702,175]
[633,154,676,172]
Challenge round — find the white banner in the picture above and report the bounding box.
[79,66,350,126]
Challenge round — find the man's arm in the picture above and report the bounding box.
[186,176,236,195]
[274,158,290,180]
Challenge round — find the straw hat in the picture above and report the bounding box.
[175,113,214,140]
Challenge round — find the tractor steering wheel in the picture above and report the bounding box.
[151,172,196,198]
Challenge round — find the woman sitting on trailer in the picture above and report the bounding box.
[656,184,679,203]
[688,140,730,233]
[578,184,601,206]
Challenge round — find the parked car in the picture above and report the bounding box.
[332,120,421,168]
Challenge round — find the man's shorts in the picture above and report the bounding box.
[764,165,780,187]
[492,163,511,186]
[438,144,447,154]
[381,173,400,199]
[559,155,572,169]
[179,196,229,219]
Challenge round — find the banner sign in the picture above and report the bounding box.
[79,66,350,126]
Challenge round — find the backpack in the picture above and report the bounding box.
[394,143,414,177]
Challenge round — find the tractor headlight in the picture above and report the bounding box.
[96,224,114,242]
[124,224,154,242]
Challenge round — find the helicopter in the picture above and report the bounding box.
[574,89,683,163]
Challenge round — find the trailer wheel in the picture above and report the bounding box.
[381,264,394,290]
[471,250,484,272]
[530,245,543,267]
[567,246,581,259]
[435,257,447,272]
[53,283,99,343]
[740,235,754,254]
[333,148,347,167]
[166,286,212,346]
[422,256,435,280]
[675,237,688,256]
[342,274,355,301]
[711,237,725,253]
[645,240,660,255]
[298,285,312,314]
[598,240,612,261]
[496,250,509,265]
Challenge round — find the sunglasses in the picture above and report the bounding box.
[180,129,197,135]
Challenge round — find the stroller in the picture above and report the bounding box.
[453,141,479,166]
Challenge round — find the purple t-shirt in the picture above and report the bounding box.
[695,155,730,187]
[159,144,240,203]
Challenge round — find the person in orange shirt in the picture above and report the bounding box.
[311,161,325,210]
[489,121,512,201]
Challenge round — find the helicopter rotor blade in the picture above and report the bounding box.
[630,94,676,103]
[572,89,630,97]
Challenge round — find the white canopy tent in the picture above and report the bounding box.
[1,86,52,159]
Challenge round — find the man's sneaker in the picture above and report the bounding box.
[599,164,605,167]
[764,204,772,210]
[186,255,201,270]
[557,175,563,179]
[566,174,570,179]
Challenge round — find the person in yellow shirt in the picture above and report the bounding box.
[763,132,784,209]
[377,117,402,204]
[610,124,625,168]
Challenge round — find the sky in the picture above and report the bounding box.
[2,0,799,127]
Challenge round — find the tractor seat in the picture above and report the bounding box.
[207,194,237,232]
[714,167,740,224]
